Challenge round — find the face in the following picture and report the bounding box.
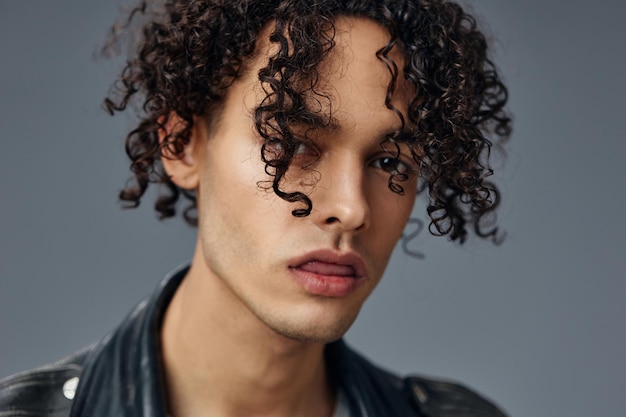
[187,17,417,343]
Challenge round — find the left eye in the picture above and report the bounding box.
[371,156,412,175]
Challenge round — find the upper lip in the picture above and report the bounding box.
[288,249,368,279]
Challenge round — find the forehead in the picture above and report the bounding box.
[324,17,413,123]
[228,16,413,131]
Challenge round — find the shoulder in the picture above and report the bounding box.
[0,345,93,417]
[406,374,509,417]
[333,341,509,417]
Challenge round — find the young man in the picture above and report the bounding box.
[0,1,511,416]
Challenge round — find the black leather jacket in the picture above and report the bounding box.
[0,266,508,417]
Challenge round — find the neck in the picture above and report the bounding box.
[160,244,336,417]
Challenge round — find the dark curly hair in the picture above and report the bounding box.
[104,0,511,244]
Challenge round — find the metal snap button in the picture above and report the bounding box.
[63,376,79,400]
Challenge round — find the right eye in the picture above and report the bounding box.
[293,141,308,155]
[265,139,319,166]
[291,140,321,169]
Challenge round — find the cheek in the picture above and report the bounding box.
[368,188,416,249]
[198,140,291,247]
[196,168,269,282]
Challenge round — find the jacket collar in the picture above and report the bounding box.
[69,265,187,417]
[68,264,419,417]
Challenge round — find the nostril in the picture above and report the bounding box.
[325,216,340,224]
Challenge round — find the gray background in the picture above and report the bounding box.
[1,1,625,417]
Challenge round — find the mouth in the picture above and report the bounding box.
[288,250,368,298]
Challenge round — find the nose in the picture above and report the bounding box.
[312,156,370,233]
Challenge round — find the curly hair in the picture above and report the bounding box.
[104,0,511,244]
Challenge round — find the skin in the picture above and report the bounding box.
[160,17,418,417]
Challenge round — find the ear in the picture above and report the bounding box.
[159,113,202,190]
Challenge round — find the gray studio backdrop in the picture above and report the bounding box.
[1,2,625,417]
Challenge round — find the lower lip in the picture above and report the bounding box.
[289,267,365,298]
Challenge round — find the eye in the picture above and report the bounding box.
[265,139,316,157]
[273,139,319,170]
[371,156,414,175]
[293,141,309,156]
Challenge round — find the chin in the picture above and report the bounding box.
[262,310,359,344]
[271,326,347,344]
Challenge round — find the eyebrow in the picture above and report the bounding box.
[291,112,414,142]
[393,128,417,143]
[290,112,342,134]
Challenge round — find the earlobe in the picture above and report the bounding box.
[159,114,201,190]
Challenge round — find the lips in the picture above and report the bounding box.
[298,261,356,277]
[288,250,367,297]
